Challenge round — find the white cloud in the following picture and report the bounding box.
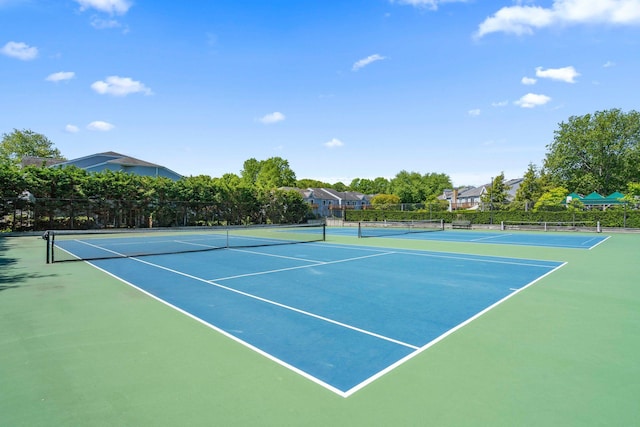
[91,17,122,29]
[65,124,80,133]
[521,76,537,85]
[535,66,580,83]
[603,60,616,68]
[352,54,386,71]
[87,121,115,131]
[491,100,509,107]
[476,0,640,38]
[74,0,132,15]
[475,5,554,37]
[1,41,38,60]
[515,93,552,108]
[390,0,469,10]
[324,138,344,148]
[91,76,153,96]
[46,71,75,82]
[468,109,481,116]
[259,112,286,124]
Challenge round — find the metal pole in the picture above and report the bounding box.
[490,177,493,225]
[44,231,50,264]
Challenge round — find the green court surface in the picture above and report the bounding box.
[1,231,639,426]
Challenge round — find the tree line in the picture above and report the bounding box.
[514,109,640,211]
[0,157,453,230]
[0,164,314,230]
[0,129,456,230]
[455,109,640,213]
[2,108,640,231]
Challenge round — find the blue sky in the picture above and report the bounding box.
[1,0,639,186]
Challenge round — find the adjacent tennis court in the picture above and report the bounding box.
[331,224,609,249]
[47,228,564,396]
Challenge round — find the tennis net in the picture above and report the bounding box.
[44,223,326,263]
[500,220,601,232]
[358,219,444,238]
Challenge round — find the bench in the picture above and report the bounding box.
[451,220,472,229]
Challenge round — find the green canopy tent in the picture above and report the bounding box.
[581,191,626,209]
[565,192,583,203]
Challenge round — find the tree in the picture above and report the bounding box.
[240,158,261,187]
[566,197,585,213]
[140,175,177,227]
[240,157,296,190]
[257,157,296,189]
[0,161,24,199]
[0,161,26,230]
[389,171,452,204]
[296,178,331,189]
[370,193,400,208]
[332,182,348,192]
[421,173,452,199]
[259,189,310,224]
[389,171,422,203]
[624,182,640,208]
[481,173,511,209]
[514,163,542,211]
[533,187,569,212]
[544,109,640,195]
[349,177,390,194]
[0,129,65,163]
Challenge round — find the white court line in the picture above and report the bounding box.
[229,247,326,263]
[470,233,513,242]
[390,249,560,269]
[341,261,568,397]
[212,251,393,281]
[73,235,227,250]
[461,236,589,249]
[216,246,559,281]
[173,239,225,249]
[72,238,566,398]
[83,260,349,397]
[306,241,562,267]
[587,235,611,250]
[132,257,420,351]
[76,240,418,352]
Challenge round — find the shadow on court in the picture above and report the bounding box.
[0,237,55,289]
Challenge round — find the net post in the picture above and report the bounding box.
[51,231,55,263]
[544,222,548,232]
[500,221,504,231]
[43,231,50,264]
[322,223,326,241]
[597,221,601,233]
[440,219,444,230]
[357,222,362,238]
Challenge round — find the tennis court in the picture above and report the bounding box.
[2,228,638,426]
[331,224,609,249]
[46,227,564,396]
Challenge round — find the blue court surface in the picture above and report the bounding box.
[329,227,610,249]
[70,239,567,397]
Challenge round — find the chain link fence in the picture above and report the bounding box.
[1,197,312,232]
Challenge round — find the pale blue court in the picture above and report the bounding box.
[328,227,610,249]
[68,240,566,396]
